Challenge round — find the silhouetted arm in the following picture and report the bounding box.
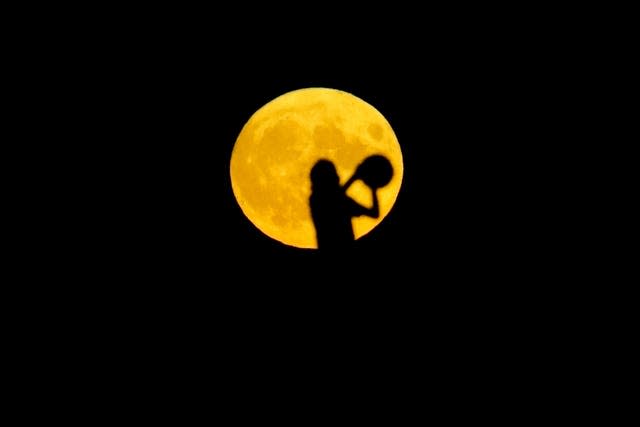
[348,188,379,219]
[368,188,379,218]
[341,173,358,191]
[343,164,379,218]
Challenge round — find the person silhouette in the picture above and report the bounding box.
[310,157,391,250]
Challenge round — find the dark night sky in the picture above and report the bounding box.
[84,17,580,300]
[90,34,579,325]
[33,8,604,413]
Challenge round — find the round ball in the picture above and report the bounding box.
[357,155,393,189]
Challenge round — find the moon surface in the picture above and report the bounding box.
[230,87,403,249]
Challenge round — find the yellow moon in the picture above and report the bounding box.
[230,87,403,249]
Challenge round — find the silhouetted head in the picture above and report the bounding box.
[311,159,340,192]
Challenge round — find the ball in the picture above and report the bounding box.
[356,155,393,189]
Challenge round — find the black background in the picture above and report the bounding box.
[63,13,582,332]
[31,8,601,412]
[88,27,572,286]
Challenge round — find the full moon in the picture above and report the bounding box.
[230,87,403,249]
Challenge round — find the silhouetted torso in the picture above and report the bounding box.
[310,187,370,249]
